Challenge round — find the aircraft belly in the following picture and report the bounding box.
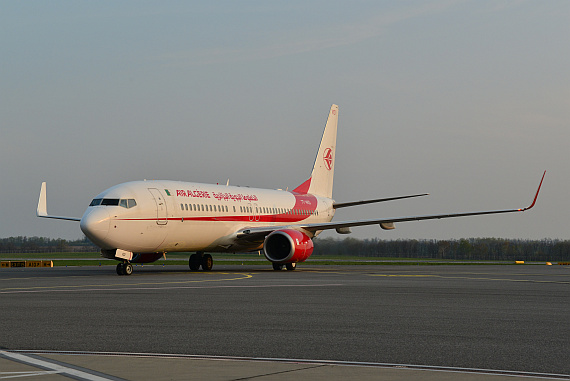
[157,220,238,252]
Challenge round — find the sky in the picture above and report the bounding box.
[1,1,568,241]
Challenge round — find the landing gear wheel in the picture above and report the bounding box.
[286,263,297,271]
[123,263,133,275]
[189,254,201,271]
[201,254,213,271]
[116,262,133,276]
[272,263,284,271]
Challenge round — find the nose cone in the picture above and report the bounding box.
[80,208,111,248]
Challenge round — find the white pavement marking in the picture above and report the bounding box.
[0,351,113,381]
[0,371,61,379]
[0,283,344,294]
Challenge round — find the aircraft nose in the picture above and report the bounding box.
[80,208,111,247]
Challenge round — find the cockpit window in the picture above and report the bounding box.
[90,198,137,208]
[101,198,120,206]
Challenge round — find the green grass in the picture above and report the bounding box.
[1,252,543,267]
[0,252,544,267]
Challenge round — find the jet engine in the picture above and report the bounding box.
[263,229,314,264]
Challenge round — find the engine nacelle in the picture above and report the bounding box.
[263,229,314,264]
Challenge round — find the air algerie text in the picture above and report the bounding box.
[176,189,258,202]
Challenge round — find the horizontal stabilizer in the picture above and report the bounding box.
[333,193,429,209]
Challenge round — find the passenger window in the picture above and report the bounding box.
[185,204,188,211]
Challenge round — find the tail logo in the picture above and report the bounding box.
[323,148,333,171]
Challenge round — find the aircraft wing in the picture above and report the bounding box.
[37,182,82,221]
[237,171,545,240]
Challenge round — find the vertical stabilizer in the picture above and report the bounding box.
[293,104,338,198]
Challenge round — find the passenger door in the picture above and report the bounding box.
[148,188,168,225]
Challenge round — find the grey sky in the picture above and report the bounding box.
[1,1,568,241]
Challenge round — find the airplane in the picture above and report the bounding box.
[37,104,545,275]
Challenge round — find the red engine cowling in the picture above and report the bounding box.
[263,229,314,264]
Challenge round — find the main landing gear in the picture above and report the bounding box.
[272,262,296,271]
[116,261,133,276]
[189,252,213,271]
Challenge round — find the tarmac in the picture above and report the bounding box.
[1,264,569,380]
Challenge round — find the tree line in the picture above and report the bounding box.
[1,236,569,261]
[0,236,97,253]
[312,237,570,262]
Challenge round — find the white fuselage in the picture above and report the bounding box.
[80,180,336,254]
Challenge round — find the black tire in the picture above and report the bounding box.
[116,263,124,276]
[286,263,297,271]
[189,254,201,271]
[201,254,213,271]
[272,263,283,271]
[123,263,133,275]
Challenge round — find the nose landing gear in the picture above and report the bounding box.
[116,261,133,276]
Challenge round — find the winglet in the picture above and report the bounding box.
[37,182,48,217]
[36,182,81,221]
[519,171,546,211]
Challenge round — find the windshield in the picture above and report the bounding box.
[90,198,137,208]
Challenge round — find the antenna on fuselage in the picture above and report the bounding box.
[226,179,230,186]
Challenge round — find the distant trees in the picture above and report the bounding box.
[312,237,570,261]
[2,235,569,261]
[0,236,97,253]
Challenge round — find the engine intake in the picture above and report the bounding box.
[263,229,314,264]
